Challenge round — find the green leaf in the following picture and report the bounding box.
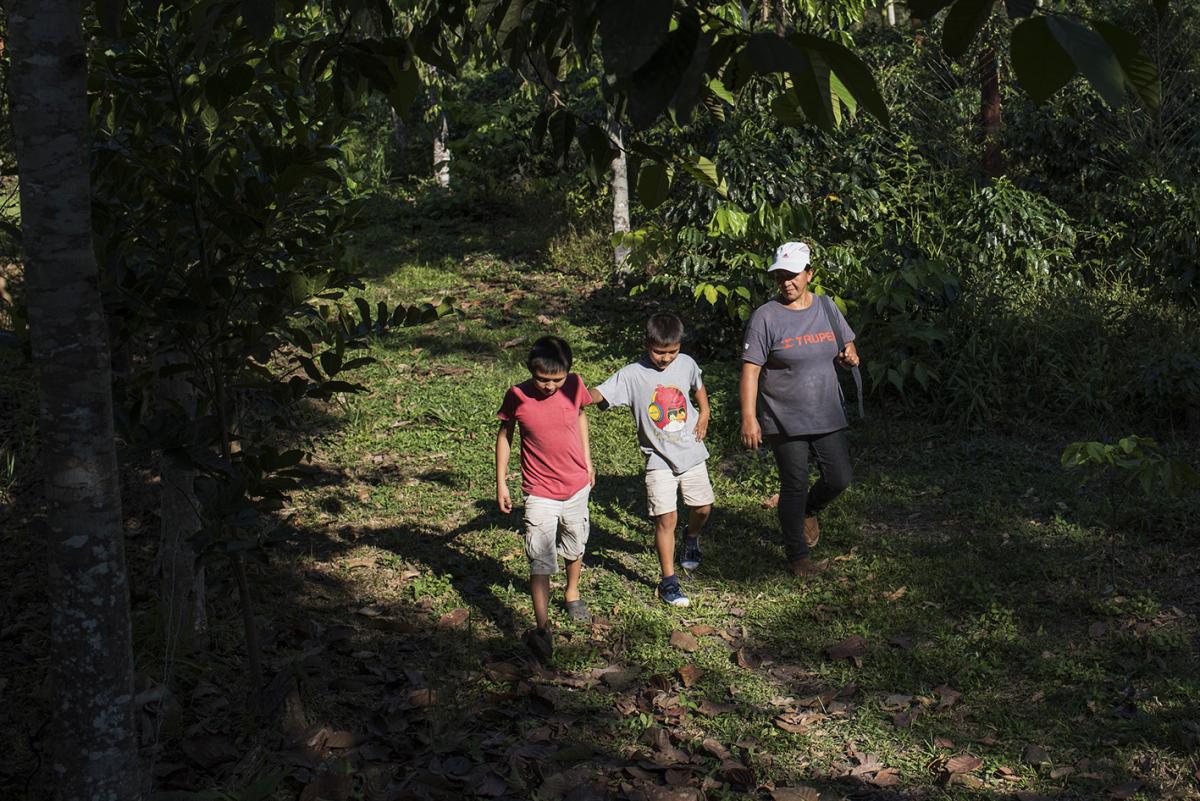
[942,0,994,59]
[637,161,671,210]
[1002,0,1035,19]
[547,109,575,167]
[1093,20,1161,112]
[579,124,616,184]
[626,7,702,129]
[702,284,718,305]
[790,33,890,126]
[707,77,735,105]
[355,297,371,331]
[906,0,955,18]
[1046,16,1126,108]
[319,349,342,376]
[600,0,673,77]
[241,0,275,41]
[199,105,219,133]
[830,70,857,121]
[1011,17,1075,105]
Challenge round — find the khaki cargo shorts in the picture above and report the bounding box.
[523,485,590,575]
[645,462,715,517]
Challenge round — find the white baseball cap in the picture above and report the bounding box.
[767,241,811,272]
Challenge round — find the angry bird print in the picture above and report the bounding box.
[647,385,687,433]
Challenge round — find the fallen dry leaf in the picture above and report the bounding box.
[770,788,820,801]
[670,631,699,652]
[1023,744,1051,765]
[437,608,469,628]
[501,336,527,349]
[883,586,908,602]
[871,767,901,787]
[324,730,355,749]
[1049,765,1075,779]
[735,647,762,670]
[689,624,716,636]
[1109,780,1143,799]
[934,684,962,709]
[977,732,1000,746]
[720,760,755,786]
[773,713,811,734]
[700,738,730,761]
[944,754,982,774]
[697,700,735,717]
[677,664,703,688]
[825,635,868,662]
[893,709,918,728]
[408,688,436,707]
[536,314,554,325]
[934,736,956,749]
[1089,621,1108,639]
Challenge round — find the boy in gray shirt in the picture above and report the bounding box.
[590,313,713,607]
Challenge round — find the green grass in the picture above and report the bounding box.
[242,191,1200,801]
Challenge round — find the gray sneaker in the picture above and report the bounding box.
[657,577,690,607]
[681,536,701,571]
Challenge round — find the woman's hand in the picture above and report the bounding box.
[837,341,860,368]
[741,417,762,450]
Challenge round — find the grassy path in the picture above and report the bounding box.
[241,195,1199,801]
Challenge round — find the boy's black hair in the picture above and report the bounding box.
[646,312,685,347]
[526,335,573,375]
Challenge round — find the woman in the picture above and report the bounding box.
[740,241,860,577]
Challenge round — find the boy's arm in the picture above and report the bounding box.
[577,407,596,486]
[692,384,711,441]
[495,419,516,513]
[588,387,608,408]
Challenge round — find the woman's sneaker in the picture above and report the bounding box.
[657,577,690,607]
[681,536,702,570]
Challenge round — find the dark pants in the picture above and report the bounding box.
[770,429,853,561]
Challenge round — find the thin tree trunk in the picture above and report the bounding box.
[6,2,141,799]
[158,355,207,656]
[980,44,1003,178]
[885,1,896,26]
[433,110,450,189]
[608,121,630,269]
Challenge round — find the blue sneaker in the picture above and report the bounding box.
[681,535,701,571]
[658,577,690,607]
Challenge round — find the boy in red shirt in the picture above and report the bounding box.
[496,336,594,661]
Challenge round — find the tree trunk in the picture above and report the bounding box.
[432,110,450,190]
[980,44,1003,178]
[885,1,896,26]
[158,356,207,656]
[6,2,141,800]
[607,121,630,269]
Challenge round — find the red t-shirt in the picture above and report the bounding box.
[497,374,592,500]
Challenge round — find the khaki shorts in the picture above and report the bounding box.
[523,485,590,575]
[645,462,715,517]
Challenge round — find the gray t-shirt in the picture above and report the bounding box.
[742,296,856,437]
[596,354,709,474]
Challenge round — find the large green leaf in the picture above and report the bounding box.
[790,33,890,127]
[790,55,835,133]
[1010,17,1075,105]
[905,0,955,18]
[626,7,701,128]
[1093,20,1161,112]
[1046,16,1126,108]
[637,161,671,209]
[241,0,275,41]
[942,0,994,59]
[600,0,673,77]
[579,124,616,184]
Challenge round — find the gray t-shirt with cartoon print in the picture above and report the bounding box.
[742,297,856,437]
[596,354,709,474]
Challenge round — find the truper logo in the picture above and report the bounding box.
[778,331,835,349]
